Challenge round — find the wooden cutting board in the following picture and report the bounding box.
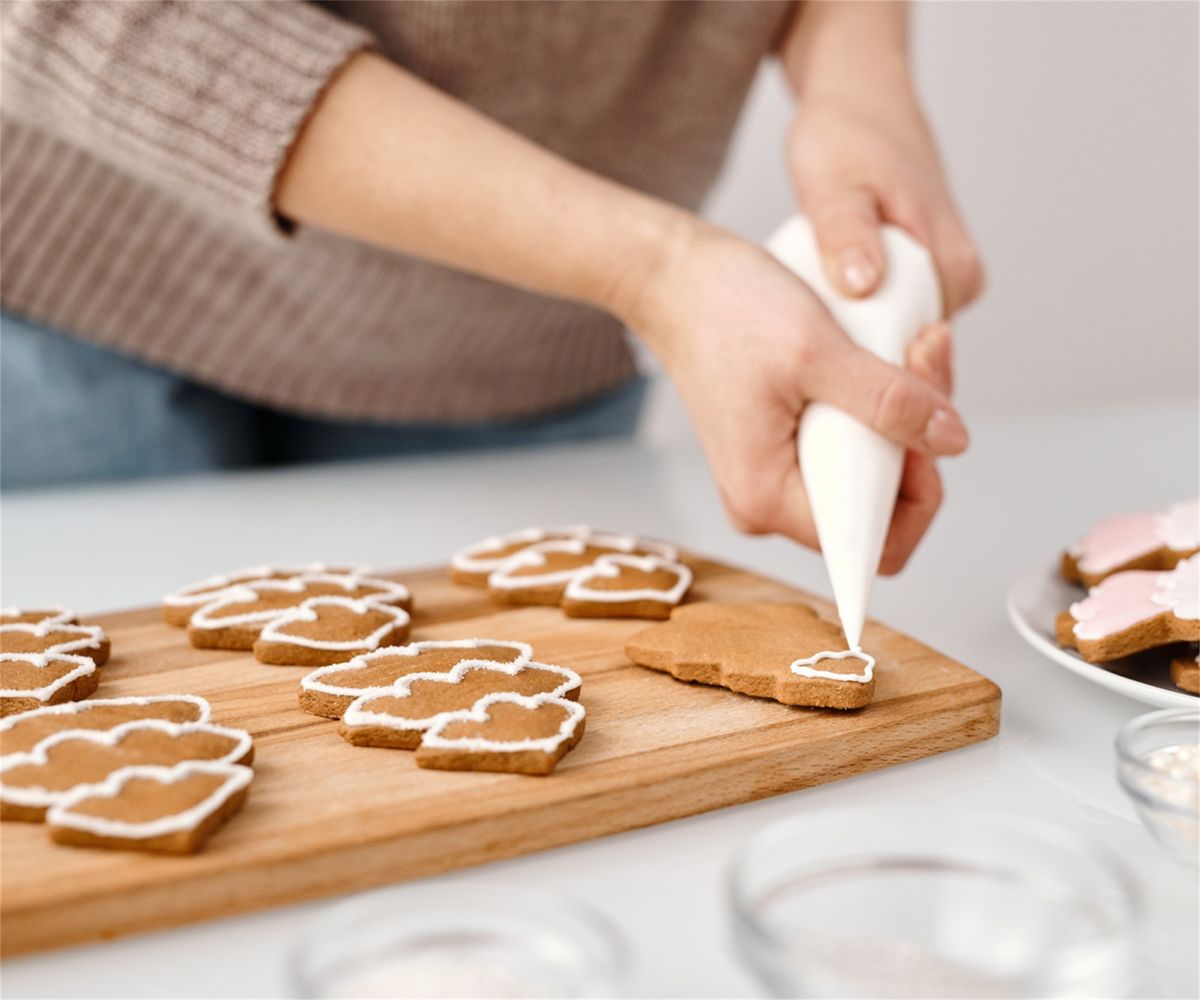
[0,557,1000,957]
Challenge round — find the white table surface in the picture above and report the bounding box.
[2,385,1197,999]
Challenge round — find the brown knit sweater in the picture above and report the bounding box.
[0,1,792,423]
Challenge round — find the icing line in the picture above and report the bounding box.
[189,573,410,630]
[450,526,591,575]
[0,606,75,626]
[488,534,677,591]
[0,694,212,753]
[0,653,97,701]
[163,563,368,608]
[562,553,692,605]
[419,692,585,754]
[788,648,876,684]
[255,596,411,651]
[0,622,106,666]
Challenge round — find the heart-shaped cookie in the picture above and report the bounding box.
[414,693,586,775]
[0,622,110,667]
[1,607,76,627]
[341,661,582,750]
[1,654,100,717]
[253,596,411,666]
[450,526,591,587]
[625,602,877,709]
[162,563,367,626]
[562,554,692,620]
[299,639,533,718]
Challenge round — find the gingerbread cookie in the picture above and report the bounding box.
[187,572,411,651]
[1,606,76,627]
[562,554,692,620]
[625,603,876,709]
[414,693,586,775]
[450,527,590,586]
[46,761,252,854]
[1057,556,1200,663]
[0,695,211,758]
[0,720,253,821]
[0,621,110,667]
[252,596,411,666]
[1171,651,1199,695]
[1,654,100,717]
[163,563,365,626]
[341,660,582,749]
[1063,498,1199,587]
[300,639,533,718]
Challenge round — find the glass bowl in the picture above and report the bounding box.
[1115,706,1200,865]
[291,882,628,999]
[729,808,1141,998]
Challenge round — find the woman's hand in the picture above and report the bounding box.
[626,224,967,574]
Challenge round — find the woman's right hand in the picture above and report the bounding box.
[623,222,967,574]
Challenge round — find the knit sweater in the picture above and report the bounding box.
[0,1,793,422]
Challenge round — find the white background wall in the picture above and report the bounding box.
[700,0,1198,413]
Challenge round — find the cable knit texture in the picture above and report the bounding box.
[1,0,792,422]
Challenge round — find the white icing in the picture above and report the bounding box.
[189,573,410,631]
[0,606,75,626]
[0,653,97,702]
[419,693,585,754]
[788,648,876,684]
[1156,499,1200,552]
[487,534,677,591]
[46,761,253,841]
[1152,555,1200,620]
[0,694,212,759]
[0,622,106,666]
[342,661,582,734]
[301,639,534,699]
[450,526,591,575]
[255,596,410,652]
[562,553,692,605]
[163,563,367,609]
[0,720,252,811]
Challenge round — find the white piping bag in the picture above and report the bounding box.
[767,216,942,650]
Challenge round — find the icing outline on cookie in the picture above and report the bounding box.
[0,720,253,812]
[0,622,107,666]
[189,573,411,631]
[0,653,98,703]
[788,648,876,684]
[342,660,582,735]
[46,761,252,841]
[451,526,591,576]
[164,563,368,611]
[420,692,586,754]
[488,535,677,591]
[0,606,75,627]
[300,639,535,700]
[563,553,692,605]
[256,596,411,652]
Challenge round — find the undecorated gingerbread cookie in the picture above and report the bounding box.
[0,719,253,822]
[562,554,693,620]
[46,761,253,854]
[163,563,365,626]
[186,572,411,653]
[1057,556,1200,662]
[1063,499,1199,587]
[300,639,533,718]
[450,527,590,587]
[625,603,877,710]
[414,693,586,776]
[252,596,411,666]
[341,659,582,749]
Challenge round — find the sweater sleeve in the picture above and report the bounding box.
[0,0,372,237]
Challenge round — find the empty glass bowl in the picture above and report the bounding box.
[729,808,1141,998]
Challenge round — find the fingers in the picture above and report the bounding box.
[878,451,944,575]
[907,322,954,396]
[809,186,886,298]
[930,216,985,315]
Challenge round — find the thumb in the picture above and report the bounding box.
[809,186,887,298]
[805,330,969,457]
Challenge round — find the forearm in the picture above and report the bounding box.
[276,52,691,322]
[780,0,913,102]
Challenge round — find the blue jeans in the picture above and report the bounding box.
[1,313,647,490]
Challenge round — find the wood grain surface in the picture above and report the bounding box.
[0,557,1000,957]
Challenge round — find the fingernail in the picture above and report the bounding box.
[840,249,877,295]
[922,407,969,454]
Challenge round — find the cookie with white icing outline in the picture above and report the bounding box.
[562,553,692,620]
[0,621,110,667]
[340,660,581,749]
[414,693,586,775]
[188,573,412,651]
[1,654,101,717]
[1,695,211,758]
[252,596,411,666]
[0,720,253,822]
[450,527,590,587]
[1057,556,1200,663]
[1171,650,1199,695]
[163,563,365,626]
[1062,499,1199,588]
[1,607,76,627]
[625,602,877,710]
[47,761,252,854]
[299,639,533,719]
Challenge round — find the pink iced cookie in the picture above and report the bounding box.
[1062,499,1199,587]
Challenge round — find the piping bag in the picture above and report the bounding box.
[767,216,942,651]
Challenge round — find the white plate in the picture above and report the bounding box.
[1006,563,1195,709]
